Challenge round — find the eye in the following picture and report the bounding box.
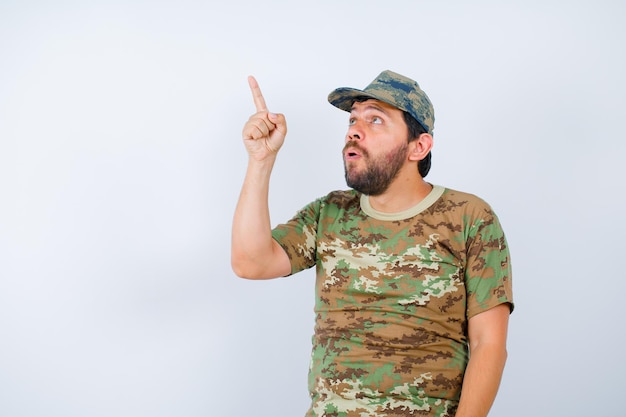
[348,117,356,126]
[371,116,383,124]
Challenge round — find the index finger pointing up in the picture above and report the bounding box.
[247,75,268,112]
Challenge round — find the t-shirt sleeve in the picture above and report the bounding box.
[464,206,514,318]
[271,198,321,276]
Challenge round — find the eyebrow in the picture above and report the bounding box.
[350,103,390,116]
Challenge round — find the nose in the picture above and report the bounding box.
[346,121,363,142]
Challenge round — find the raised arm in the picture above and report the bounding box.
[231,76,291,279]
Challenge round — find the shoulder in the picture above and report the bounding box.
[434,186,496,217]
[290,190,360,221]
[313,189,361,211]
[436,187,509,248]
[323,189,360,204]
[429,187,505,238]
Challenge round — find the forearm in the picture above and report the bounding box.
[231,157,278,278]
[455,343,507,417]
[232,76,290,279]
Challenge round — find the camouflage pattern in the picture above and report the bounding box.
[271,185,513,417]
[328,70,435,134]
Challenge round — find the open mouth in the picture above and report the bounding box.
[344,147,362,160]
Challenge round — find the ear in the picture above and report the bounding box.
[408,133,433,162]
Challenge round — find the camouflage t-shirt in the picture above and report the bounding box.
[271,185,513,417]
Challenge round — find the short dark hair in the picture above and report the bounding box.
[403,111,431,178]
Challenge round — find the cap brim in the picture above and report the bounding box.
[328,87,387,112]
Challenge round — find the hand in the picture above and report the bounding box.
[241,76,287,161]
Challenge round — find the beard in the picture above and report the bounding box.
[343,141,409,196]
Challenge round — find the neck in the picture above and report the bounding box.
[367,177,433,213]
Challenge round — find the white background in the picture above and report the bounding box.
[1,1,625,416]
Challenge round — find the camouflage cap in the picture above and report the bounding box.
[328,70,435,134]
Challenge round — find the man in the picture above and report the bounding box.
[232,70,513,417]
